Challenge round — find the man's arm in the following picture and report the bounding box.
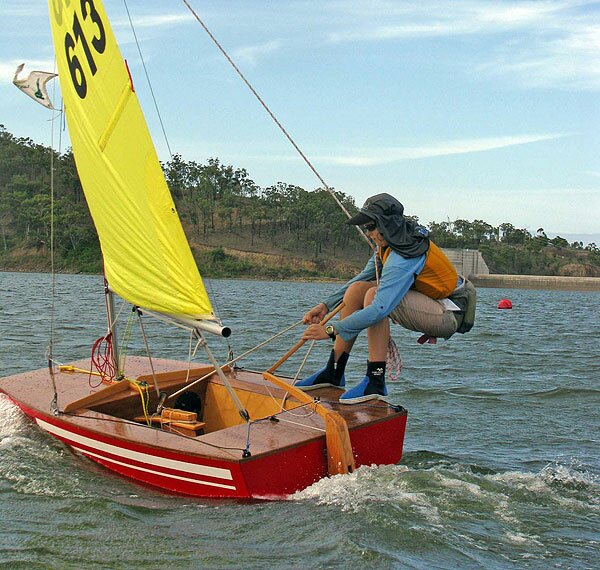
[321,254,378,311]
[334,252,426,341]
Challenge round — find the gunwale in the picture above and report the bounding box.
[0,357,406,465]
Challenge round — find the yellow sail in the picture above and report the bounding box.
[48,0,214,319]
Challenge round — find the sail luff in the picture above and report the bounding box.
[47,0,214,319]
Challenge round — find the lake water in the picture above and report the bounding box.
[0,272,599,569]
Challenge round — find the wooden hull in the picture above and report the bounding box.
[0,358,407,499]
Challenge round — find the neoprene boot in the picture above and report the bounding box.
[339,360,388,404]
[296,350,349,390]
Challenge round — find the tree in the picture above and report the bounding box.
[551,236,569,249]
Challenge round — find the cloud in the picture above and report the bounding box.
[326,0,600,90]
[326,0,570,42]
[313,133,567,166]
[479,23,600,90]
[0,60,56,83]
[113,13,195,30]
[0,2,41,18]
[231,41,281,66]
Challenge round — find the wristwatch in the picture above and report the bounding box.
[325,324,336,340]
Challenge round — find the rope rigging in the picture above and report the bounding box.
[122,0,173,158]
[122,0,237,361]
[176,1,405,398]
[46,66,62,415]
[180,0,375,252]
[116,2,379,397]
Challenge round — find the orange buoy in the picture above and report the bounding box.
[498,299,513,309]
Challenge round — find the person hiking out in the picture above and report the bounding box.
[299,193,476,404]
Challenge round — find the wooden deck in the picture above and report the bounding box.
[0,357,406,464]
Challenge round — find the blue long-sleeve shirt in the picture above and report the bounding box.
[323,250,426,341]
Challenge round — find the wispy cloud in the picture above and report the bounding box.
[479,23,600,90]
[113,13,195,30]
[231,41,281,66]
[314,133,567,166]
[326,0,600,90]
[108,12,197,52]
[327,1,570,42]
[0,60,56,83]
[0,1,42,18]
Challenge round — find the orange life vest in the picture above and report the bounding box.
[378,241,457,299]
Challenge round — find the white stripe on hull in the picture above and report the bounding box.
[72,446,236,490]
[35,418,233,481]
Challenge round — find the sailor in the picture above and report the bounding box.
[299,193,475,404]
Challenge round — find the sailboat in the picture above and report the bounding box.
[0,1,408,498]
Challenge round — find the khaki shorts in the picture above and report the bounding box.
[389,290,458,339]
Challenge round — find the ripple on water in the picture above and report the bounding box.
[1,276,599,568]
[291,453,600,566]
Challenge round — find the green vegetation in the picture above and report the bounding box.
[428,220,599,276]
[1,125,598,278]
[0,126,100,272]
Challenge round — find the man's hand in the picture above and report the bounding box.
[303,303,327,324]
[302,324,329,341]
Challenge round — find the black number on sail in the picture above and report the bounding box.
[64,0,106,99]
[72,13,97,75]
[81,0,106,54]
[65,32,87,98]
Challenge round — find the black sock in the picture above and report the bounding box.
[334,351,350,382]
[366,360,386,393]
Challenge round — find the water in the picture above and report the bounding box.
[0,272,599,569]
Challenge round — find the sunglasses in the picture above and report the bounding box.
[363,222,377,232]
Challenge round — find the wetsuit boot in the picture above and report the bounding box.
[296,350,349,390]
[339,360,388,404]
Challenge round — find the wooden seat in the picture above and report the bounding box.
[134,415,206,436]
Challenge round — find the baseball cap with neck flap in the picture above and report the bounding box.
[346,193,429,258]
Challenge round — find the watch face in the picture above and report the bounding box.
[325,325,335,336]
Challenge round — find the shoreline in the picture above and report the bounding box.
[0,268,345,284]
[3,269,600,290]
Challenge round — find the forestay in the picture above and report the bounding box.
[48,0,214,320]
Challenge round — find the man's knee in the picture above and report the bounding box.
[363,286,377,305]
[344,281,373,303]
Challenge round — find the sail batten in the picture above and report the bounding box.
[48,0,213,319]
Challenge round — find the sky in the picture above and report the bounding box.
[1,0,599,243]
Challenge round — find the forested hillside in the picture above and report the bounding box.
[1,125,598,278]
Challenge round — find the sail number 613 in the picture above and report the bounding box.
[64,0,106,99]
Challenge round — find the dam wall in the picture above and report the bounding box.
[442,249,598,291]
[470,274,600,292]
[441,248,489,277]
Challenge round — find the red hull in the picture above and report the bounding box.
[11,401,407,499]
[1,359,407,499]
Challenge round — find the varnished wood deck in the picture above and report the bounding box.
[0,357,406,464]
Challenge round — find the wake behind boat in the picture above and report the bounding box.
[0,0,408,498]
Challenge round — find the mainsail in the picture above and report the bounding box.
[47,0,214,320]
